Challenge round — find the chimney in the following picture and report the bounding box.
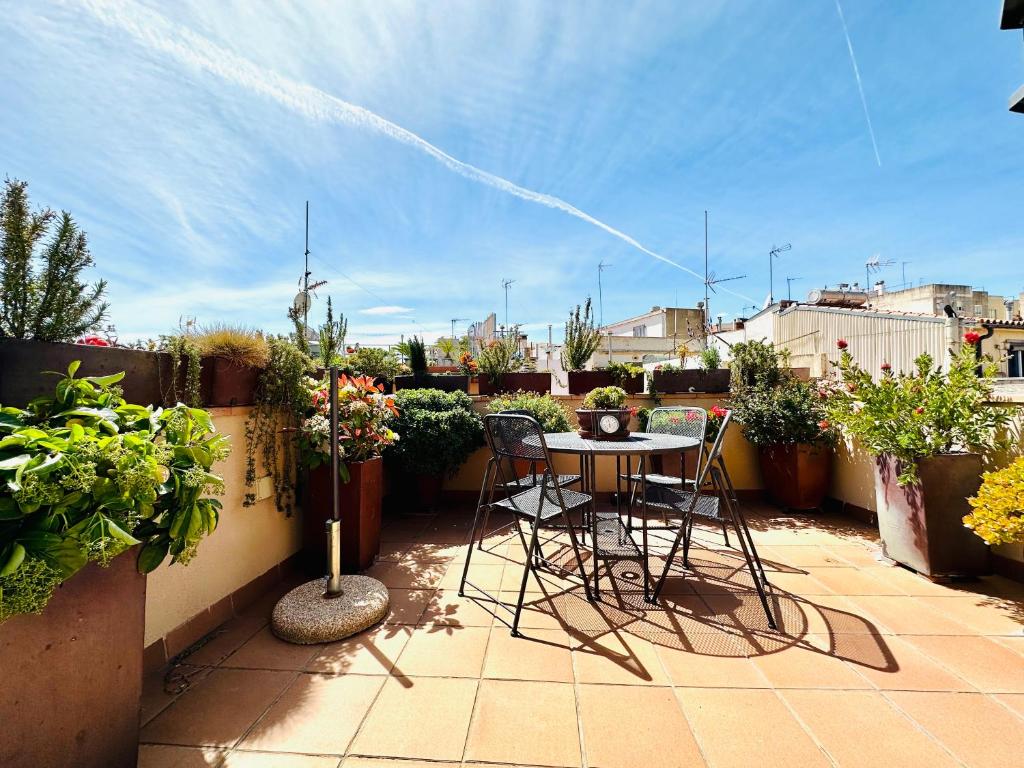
[874,280,885,296]
[1005,298,1015,321]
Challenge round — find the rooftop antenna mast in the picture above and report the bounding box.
[450,317,469,341]
[597,260,613,328]
[768,242,791,304]
[865,254,895,289]
[786,276,802,301]
[295,201,327,343]
[703,211,745,338]
[501,279,515,333]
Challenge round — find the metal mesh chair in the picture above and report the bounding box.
[459,413,592,635]
[651,409,776,628]
[474,409,580,549]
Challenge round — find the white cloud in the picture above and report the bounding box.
[359,305,414,316]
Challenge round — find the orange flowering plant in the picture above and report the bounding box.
[298,373,399,480]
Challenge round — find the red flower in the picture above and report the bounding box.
[818,419,830,430]
[685,411,699,421]
[76,335,110,347]
[915,406,925,415]
[881,362,892,372]
[836,339,848,350]
[710,405,728,418]
[963,331,981,345]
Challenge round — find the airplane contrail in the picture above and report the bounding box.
[79,0,757,305]
[834,0,881,167]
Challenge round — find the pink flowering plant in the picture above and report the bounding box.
[298,373,399,481]
[822,336,1014,486]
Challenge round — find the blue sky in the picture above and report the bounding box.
[1,1,1021,344]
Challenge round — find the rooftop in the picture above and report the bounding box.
[139,500,1024,768]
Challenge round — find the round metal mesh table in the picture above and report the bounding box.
[537,431,699,456]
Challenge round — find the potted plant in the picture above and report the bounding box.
[299,373,399,573]
[1,362,226,768]
[963,457,1024,546]
[576,386,634,440]
[652,346,730,393]
[387,388,484,511]
[316,296,347,369]
[488,391,571,474]
[561,300,606,394]
[824,335,1015,577]
[394,336,469,393]
[194,324,270,407]
[345,346,404,392]
[607,361,646,394]
[729,340,834,511]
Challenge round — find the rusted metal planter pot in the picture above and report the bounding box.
[0,552,146,768]
[394,374,469,393]
[575,408,631,440]
[567,370,644,395]
[205,356,261,407]
[304,457,384,574]
[477,372,552,395]
[652,369,730,393]
[759,443,833,511]
[873,453,990,578]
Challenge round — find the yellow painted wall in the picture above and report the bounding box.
[143,407,302,647]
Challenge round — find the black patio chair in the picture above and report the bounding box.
[459,412,592,635]
[651,409,776,629]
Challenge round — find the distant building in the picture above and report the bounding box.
[867,282,1020,321]
[593,305,706,366]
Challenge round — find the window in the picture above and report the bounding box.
[1008,343,1024,378]
[632,325,647,337]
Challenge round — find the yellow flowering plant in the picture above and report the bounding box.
[963,457,1024,545]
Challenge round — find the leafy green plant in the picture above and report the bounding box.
[388,389,483,477]
[161,334,203,407]
[195,324,270,369]
[345,347,404,382]
[0,178,109,341]
[607,361,643,386]
[317,297,347,369]
[582,386,628,410]
[823,338,1014,486]
[406,336,428,376]
[963,457,1024,545]
[699,345,722,371]
[243,336,314,514]
[561,299,601,372]
[477,327,520,386]
[435,337,457,362]
[729,339,786,389]
[0,362,228,622]
[487,391,571,433]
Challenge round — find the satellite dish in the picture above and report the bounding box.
[293,292,309,314]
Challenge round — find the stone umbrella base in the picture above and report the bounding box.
[271,576,389,645]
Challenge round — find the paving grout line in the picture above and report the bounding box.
[876,690,972,767]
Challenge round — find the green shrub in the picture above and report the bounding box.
[345,347,404,382]
[388,389,483,477]
[477,328,521,386]
[582,386,628,410]
[699,346,722,371]
[487,391,571,433]
[561,299,601,372]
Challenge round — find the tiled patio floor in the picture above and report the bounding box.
[140,502,1024,768]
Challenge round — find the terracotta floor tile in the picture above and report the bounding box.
[221,627,320,671]
[822,543,886,568]
[578,683,704,768]
[402,540,462,562]
[887,691,1024,768]
[373,561,448,590]
[750,636,873,689]
[845,595,973,635]
[377,541,412,562]
[223,753,340,768]
[140,668,294,747]
[138,744,225,768]
[483,627,574,682]
[781,689,959,768]
[759,544,853,568]
[914,595,1024,635]
[993,693,1024,718]
[653,635,768,688]
[421,589,496,627]
[381,588,433,625]
[186,611,270,666]
[676,688,831,768]
[572,631,669,686]
[239,673,383,754]
[805,566,908,595]
[465,679,580,767]
[834,634,973,691]
[444,561,505,590]
[492,591,572,630]
[905,635,1024,692]
[393,625,490,677]
[305,624,412,676]
[349,676,477,761]
[342,760,458,768]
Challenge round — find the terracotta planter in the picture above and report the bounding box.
[652,368,730,393]
[206,356,261,406]
[304,457,384,574]
[575,408,631,440]
[568,370,644,395]
[394,374,469,393]
[873,453,990,578]
[414,473,444,512]
[478,372,552,395]
[758,443,832,511]
[0,552,146,768]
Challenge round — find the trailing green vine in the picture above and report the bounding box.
[161,334,203,407]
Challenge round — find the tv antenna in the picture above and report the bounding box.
[501,279,515,331]
[865,254,895,287]
[768,243,791,304]
[597,260,613,328]
[295,201,327,341]
[786,276,802,301]
[703,212,745,335]
[901,260,912,289]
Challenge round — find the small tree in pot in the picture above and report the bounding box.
[729,340,834,511]
[823,335,1016,577]
[577,385,633,439]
